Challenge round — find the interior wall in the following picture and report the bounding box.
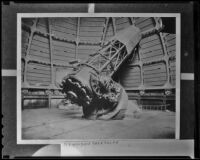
[22,17,176,89]
[21,17,176,110]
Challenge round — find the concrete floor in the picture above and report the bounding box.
[22,104,175,140]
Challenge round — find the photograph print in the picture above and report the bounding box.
[18,14,179,142]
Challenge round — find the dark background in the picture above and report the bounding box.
[2,2,199,158]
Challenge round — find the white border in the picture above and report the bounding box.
[17,13,180,17]
[176,15,181,139]
[17,15,22,142]
[17,13,181,144]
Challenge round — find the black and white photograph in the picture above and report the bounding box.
[2,2,198,158]
[18,14,180,142]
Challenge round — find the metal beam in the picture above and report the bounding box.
[88,40,115,64]
[114,50,121,68]
[140,62,144,88]
[112,17,117,35]
[154,18,171,86]
[99,45,125,72]
[130,17,135,25]
[137,48,144,88]
[101,17,109,46]
[48,18,54,87]
[75,17,80,60]
[98,51,111,61]
[23,18,38,86]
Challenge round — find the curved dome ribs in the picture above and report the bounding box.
[121,17,176,90]
[21,17,167,89]
[21,17,176,113]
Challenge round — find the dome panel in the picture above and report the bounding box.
[135,17,155,32]
[139,33,164,63]
[169,60,176,86]
[143,62,167,86]
[115,17,132,32]
[77,44,100,61]
[22,30,30,58]
[120,66,141,88]
[26,62,51,86]
[79,17,106,44]
[37,18,48,33]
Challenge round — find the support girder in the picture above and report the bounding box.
[60,25,142,120]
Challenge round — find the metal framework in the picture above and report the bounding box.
[87,40,126,76]
[60,25,142,120]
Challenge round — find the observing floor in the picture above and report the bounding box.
[22,102,175,140]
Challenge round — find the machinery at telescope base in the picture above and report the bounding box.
[61,73,128,120]
[59,25,142,120]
